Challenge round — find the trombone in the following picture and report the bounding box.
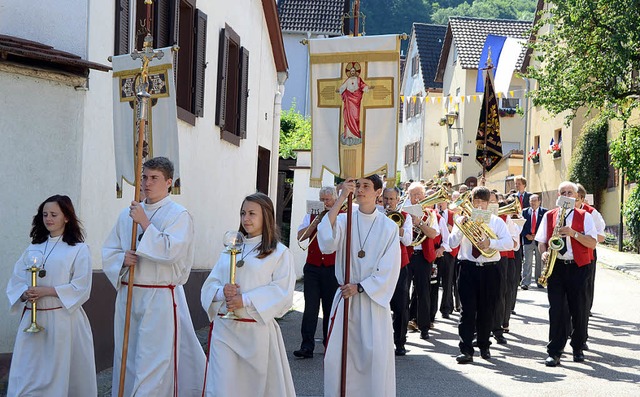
[297,201,348,250]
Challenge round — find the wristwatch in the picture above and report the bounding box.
[357,283,364,293]
[419,220,425,227]
[574,231,580,239]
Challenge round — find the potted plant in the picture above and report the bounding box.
[498,107,517,117]
[446,164,457,174]
[547,138,562,159]
[527,147,540,164]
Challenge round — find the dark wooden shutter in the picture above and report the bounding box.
[215,28,229,128]
[114,0,130,55]
[154,0,174,48]
[238,47,249,138]
[192,9,207,118]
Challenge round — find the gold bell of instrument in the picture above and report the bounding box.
[448,191,498,257]
[497,198,522,217]
[411,187,451,246]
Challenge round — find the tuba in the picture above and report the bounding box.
[448,191,498,257]
[538,202,571,287]
[411,186,451,246]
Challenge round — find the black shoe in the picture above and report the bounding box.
[573,350,585,362]
[456,353,473,364]
[420,330,430,340]
[293,348,313,359]
[511,310,516,315]
[395,346,407,356]
[480,348,491,359]
[495,335,507,345]
[537,283,545,288]
[582,342,589,351]
[454,306,461,312]
[442,313,450,319]
[545,355,560,367]
[521,284,529,290]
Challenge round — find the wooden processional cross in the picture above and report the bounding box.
[316,62,394,178]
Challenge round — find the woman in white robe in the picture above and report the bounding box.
[6,195,96,397]
[201,192,296,397]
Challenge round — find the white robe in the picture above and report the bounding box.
[6,238,97,397]
[200,235,296,397]
[102,196,205,397]
[317,209,401,397]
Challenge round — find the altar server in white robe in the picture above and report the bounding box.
[317,175,401,397]
[6,194,97,397]
[102,157,205,397]
[201,192,296,397]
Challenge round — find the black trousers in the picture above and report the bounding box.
[504,257,518,324]
[453,257,461,310]
[587,250,597,311]
[512,247,522,310]
[429,262,439,323]
[438,252,455,315]
[547,260,589,357]
[390,266,410,348]
[300,263,339,351]
[493,257,509,335]
[458,260,501,355]
[407,251,431,333]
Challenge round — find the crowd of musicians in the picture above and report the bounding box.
[6,155,606,396]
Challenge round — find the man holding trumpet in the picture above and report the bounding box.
[294,186,341,359]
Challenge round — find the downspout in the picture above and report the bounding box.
[270,71,289,206]
[304,32,311,116]
[522,77,531,180]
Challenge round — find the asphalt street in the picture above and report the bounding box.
[284,260,640,397]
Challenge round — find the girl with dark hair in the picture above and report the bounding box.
[6,195,97,396]
[201,192,296,396]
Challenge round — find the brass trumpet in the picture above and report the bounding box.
[448,191,498,257]
[411,187,450,246]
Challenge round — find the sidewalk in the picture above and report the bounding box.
[596,245,640,280]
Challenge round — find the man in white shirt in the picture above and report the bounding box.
[448,186,513,363]
[535,181,597,366]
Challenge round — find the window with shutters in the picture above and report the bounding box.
[607,146,619,190]
[114,0,207,126]
[216,24,249,146]
[411,55,419,76]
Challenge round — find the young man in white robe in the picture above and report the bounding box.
[317,175,401,397]
[102,157,205,397]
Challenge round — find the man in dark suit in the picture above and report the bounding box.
[515,176,531,209]
[521,194,546,289]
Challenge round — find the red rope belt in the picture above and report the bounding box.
[21,305,62,319]
[122,281,178,397]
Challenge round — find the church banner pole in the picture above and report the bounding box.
[118,1,158,396]
[340,191,353,397]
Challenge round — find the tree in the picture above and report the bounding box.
[525,0,640,124]
[361,0,432,52]
[279,104,311,159]
[525,0,640,249]
[567,116,609,209]
[430,0,535,25]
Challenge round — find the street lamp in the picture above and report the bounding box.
[446,112,458,128]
